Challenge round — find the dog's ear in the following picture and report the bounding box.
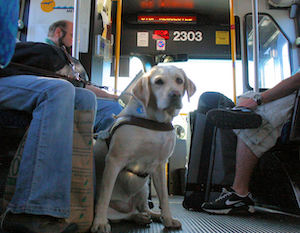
[182,70,196,101]
[132,75,150,107]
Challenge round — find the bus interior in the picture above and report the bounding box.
[1,0,300,232]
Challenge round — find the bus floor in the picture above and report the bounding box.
[110,196,300,233]
[0,196,300,233]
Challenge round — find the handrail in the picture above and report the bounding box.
[229,0,237,104]
[252,0,260,92]
[72,0,80,59]
[114,0,123,95]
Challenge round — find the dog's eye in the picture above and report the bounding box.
[176,77,183,84]
[155,79,164,85]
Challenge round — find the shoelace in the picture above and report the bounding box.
[215,188,233,201]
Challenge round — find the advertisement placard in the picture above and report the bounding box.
[27,0,91,52]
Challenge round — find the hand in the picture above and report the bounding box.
[237,97,258,110]
[109,94,119,100]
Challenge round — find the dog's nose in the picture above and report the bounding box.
[169,91,182,108]
[169,90,181,99]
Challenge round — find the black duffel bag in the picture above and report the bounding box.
[0,42,88,87]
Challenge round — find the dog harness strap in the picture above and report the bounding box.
[105,116,174,147]
[123,116,174,131]
[111,116,174,134]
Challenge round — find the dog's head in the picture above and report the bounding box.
[132,65,196,118]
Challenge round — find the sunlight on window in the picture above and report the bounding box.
[159,59,243,114]
[263,58,275,87]
[246,14,291,89]
[103,58,243,113]
[282,43,291,79]
[160,59,243,139]
[102,57,144,94]
[102,58,243,136]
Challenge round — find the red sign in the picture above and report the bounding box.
[153,30,170,40]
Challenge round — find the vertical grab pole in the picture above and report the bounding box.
[72,0,80,59]
[252,0,259,92]
[114,0,123,95]
[229,0,237,104]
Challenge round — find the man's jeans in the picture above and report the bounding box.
[0,75,96,218]
[94,98,122,133]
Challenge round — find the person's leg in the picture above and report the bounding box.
[0,76,75,217]
[201,93,295,215]
[94,98,123,133]
[232,138,258,196]
[201,138,256,214]
[75,87,97,112]
[206,107,262,129]
[201,138,256,215]
[201,119,281,215]
[198,91,234,113]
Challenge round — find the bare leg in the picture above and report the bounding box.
[232,137,258,196]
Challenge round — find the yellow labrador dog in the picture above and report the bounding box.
[91,65,196,233]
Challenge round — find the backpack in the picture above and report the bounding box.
[0,42,87,87]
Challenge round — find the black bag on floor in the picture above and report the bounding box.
[183,92,236,211]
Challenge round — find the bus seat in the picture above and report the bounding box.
[289,90,300,142]
[0,109,31,165]
[0,110,31,210]
[250,90,300,215]
[0,109,31,159]
[184,91,300,215]
[0,109,32,129]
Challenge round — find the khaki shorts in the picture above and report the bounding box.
[234,92,296,158]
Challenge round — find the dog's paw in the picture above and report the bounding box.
[132,212,152,225]
[162,217,182,229]
[147,210,161,222]
[91,220,111,233]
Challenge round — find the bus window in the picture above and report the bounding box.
[245,13,292,89]
[103,57,243,138]
[159,59,243,138]
[102,56,144,94]
[159,59,243,114]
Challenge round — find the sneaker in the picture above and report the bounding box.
[1,213,78,233]
[206,107,262,129]
[201,188,255,214]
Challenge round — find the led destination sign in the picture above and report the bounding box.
[138,15,196,24]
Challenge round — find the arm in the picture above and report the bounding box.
[238,72,300,109]
[86,84,118,100]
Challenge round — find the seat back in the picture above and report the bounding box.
[250,90,300,215]
[289,90,300,142]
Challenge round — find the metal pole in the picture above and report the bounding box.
[229,0,237,104]
[252,0,259,92]
[114,0,123,95]
[72,0,80,59]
